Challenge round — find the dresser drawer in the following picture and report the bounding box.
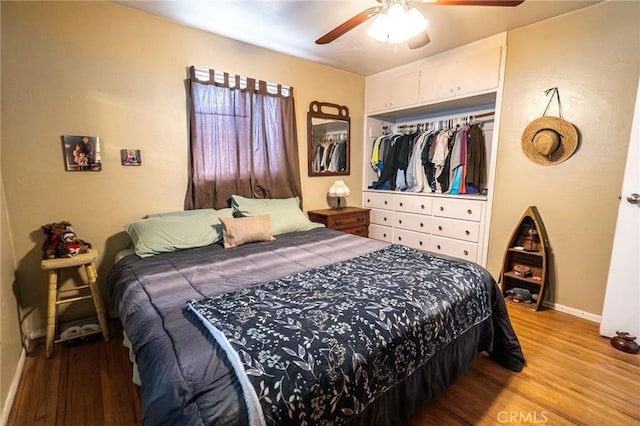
[363,192,393,210]
[431,217,480,242]
[370,209,393,226]
[394,194,432,214]
[432,198,483,222]
[429,236,478,262]
[369,224,393,242]
[394,229,430,251]
[394,212,430,234]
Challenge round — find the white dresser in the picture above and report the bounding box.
[364,190,486,264]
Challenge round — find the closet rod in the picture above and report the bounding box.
[378,110,495,136]
[404,110,495,127]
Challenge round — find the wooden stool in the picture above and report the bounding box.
[41,249,110,358]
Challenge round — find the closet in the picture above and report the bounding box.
[362,33,506,267]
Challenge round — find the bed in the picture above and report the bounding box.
[108,203,524,426]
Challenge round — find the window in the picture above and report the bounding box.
[185,66,302,210]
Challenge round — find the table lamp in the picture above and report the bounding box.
[328,180,350,210]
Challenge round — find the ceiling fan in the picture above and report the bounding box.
[315,0,525,49]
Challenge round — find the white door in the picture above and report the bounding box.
[600,79,640,338]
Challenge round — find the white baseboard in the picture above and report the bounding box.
[0,348,26,426]
[543,301,602,323]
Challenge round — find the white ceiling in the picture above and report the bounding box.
[115,0,601,76]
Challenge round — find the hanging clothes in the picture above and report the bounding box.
[466,124,486,193]
[369,119,488,195]
[312,135,348,173]
[375,133,411,190]
[446,128,465,194]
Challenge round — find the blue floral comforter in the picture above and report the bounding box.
[187,244,491,426]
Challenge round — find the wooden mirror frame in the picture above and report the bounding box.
[307,101,350,177]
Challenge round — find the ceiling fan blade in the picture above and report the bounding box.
[408,31,431,49]
[315,6,381,45]
[424,0,524,6]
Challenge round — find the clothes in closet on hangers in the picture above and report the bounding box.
[370,123,486,194]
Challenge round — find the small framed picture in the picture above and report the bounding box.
[63,135,102,171]
[121,149,141,166]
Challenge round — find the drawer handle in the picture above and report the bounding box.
[383,217,387,222]
[398,236,402,241]
[399,202,403,207]
[384,201,388,205]
[367,199,370,203]
[440,206,444,211]
[420,222,424,228]
[335,219,343,225]
[438,226,443,231]
[358,217,364,222]
[463,250,469,256]
[467,209,472,215]
[398,219,402,224]
[465,230,470,235]
[437,244,441,250]
[355,228,364,234]
[421,204,425,209]
[383,233,387,238]
[419,241,423,246]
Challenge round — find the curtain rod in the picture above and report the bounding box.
[192,66,292,97]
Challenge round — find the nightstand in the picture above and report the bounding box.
[307,207,370,237]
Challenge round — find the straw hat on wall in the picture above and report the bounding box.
[521,116,578,165]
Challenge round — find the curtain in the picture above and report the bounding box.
[185,66,302,210]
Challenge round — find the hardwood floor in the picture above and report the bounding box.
[8,307,640,425]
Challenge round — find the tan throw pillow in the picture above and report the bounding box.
[219,215,275,249]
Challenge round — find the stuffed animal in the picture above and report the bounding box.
[41,221,91,259]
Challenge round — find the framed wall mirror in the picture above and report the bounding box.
[307,101,350,177]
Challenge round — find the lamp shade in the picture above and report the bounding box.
[328,180,351,198]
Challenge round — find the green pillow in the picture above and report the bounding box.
[125,212,222,257]
[216,208,234,218]
[231,195,324,236]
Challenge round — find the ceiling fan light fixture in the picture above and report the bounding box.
[367,3,429,45]
[408,30,431,49]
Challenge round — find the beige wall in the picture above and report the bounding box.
[487,1,640,316]
[1,1,365,335]
[1,0,24,416]
[1,183,21,419]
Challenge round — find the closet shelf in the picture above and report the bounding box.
[364,189,487,202]
[369,92,497,122]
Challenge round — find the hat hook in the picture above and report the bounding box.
[543,87,563,119]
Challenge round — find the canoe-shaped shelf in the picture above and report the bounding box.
[499,206,549,311]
